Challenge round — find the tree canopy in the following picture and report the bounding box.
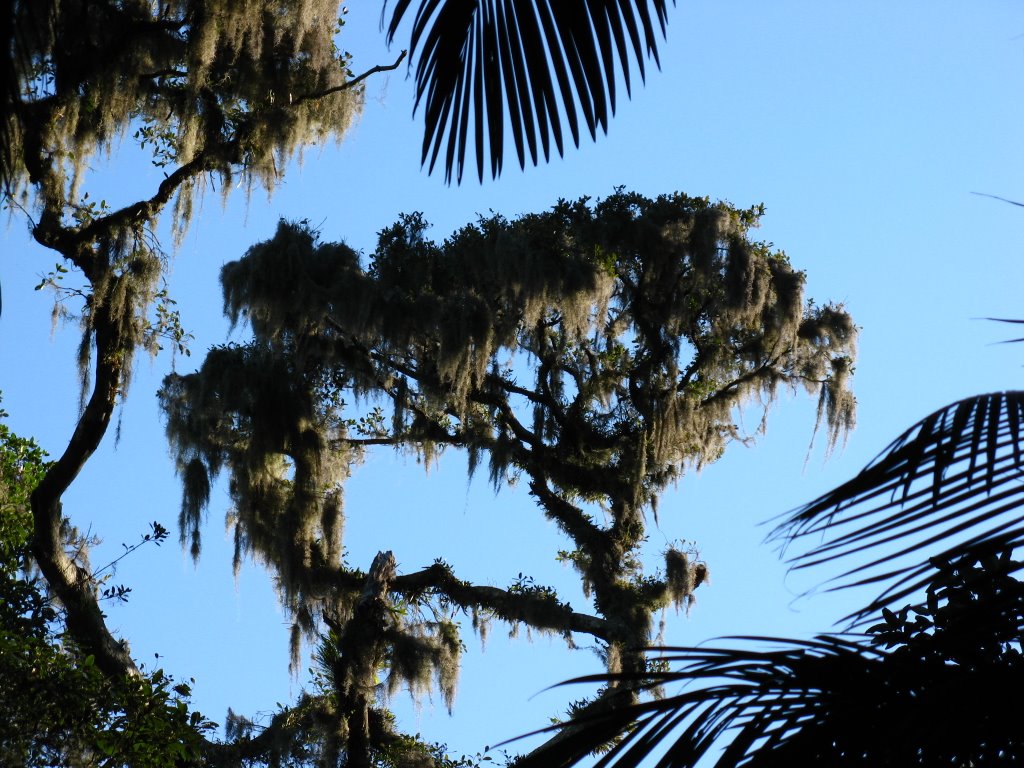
[157,191,855,764]
[514,264,1024,765]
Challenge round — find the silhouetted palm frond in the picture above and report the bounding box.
[514,636,879,768]
[517,637,1024,767]
[772,391,1024,618]
[383,0,673,183]
[984,316,1024,344]
[516,551,1024,767]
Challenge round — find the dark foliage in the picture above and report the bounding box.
[774,390,1024,619]
[0,408,212,767]
[385,0,673,182]
[517,549,1024,767]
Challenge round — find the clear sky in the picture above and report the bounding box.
[3,1,1024,763]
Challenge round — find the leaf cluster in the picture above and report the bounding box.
[0,407,215,767]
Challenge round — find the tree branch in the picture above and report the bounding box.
[305,557,608,642]
[526,475,607,552]
[30,314,139,678]
[79,153,216,242]
[293,51,407,106]
[393,563,609,641]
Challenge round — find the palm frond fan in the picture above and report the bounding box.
[773,390,1024,618]
[384,0,673,182]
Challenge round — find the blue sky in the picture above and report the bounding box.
[3,1,1024,762]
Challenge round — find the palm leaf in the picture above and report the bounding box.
[983,316,1024,344]
[772,391,1024,617]
[515,550,1024,766]
[383,0,673,183]
[512,637,896,767]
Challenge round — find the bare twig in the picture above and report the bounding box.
[293,50,407,106]
[971,191,1024,208]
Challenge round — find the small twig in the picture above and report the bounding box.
[2,192,38,229]
[92,521,169,580]
[971,191,1024,208]
[293,50,407,106]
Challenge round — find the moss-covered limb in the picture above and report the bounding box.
[463,382,536,441]
[297,557,608,643]
[329,551,398,768]
[203,695,332,767]
[73,153,216,245]
[525,477,607,554]
[521,474,655,666]
[391,562,609,641]
[486,369,557,410]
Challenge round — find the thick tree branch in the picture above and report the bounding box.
[79,154,218,245]
[468,387,540,448]
[30,314,138,678]
[526,477,606,553]
[393,563,609,641]
[308,559,608,642]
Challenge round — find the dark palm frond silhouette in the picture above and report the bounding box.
[383,0,673,183]
[771,390,1024,619]
[515,550,1024,767]
[512,636,881,768]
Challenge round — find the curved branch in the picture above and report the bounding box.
[293,51,407,105]
[527,476,605,550]
[394,562,609,640]
[30,314,138,678]
[310,559,608,641]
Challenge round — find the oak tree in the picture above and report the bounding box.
[160,192,855,764]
